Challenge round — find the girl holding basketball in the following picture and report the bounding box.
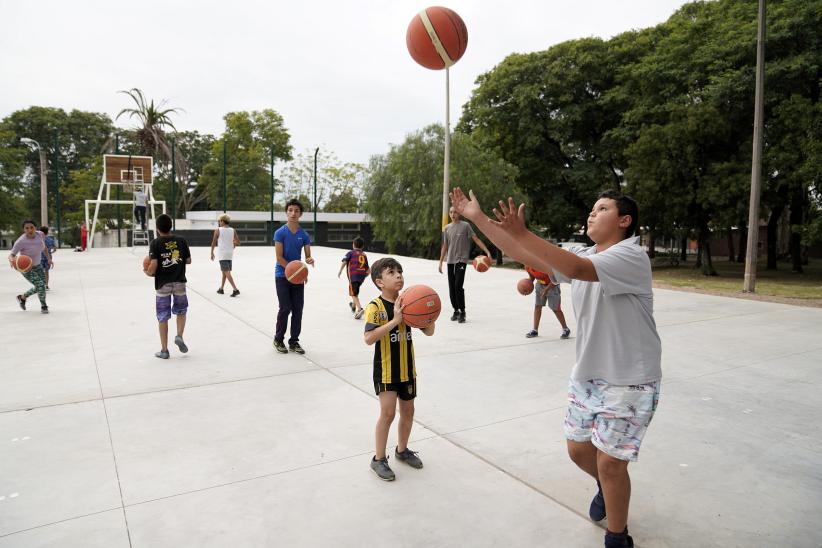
[8,220,51,314]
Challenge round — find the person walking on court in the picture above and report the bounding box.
[210,213,240,296]
[40,225,57,290]
[273,198,314,355]
[8,220,52,314]
[438,206,491,323]
[143,214,192,360]
[451,187,661,548]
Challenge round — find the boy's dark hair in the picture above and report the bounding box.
[353,236,364,249]
[40,226,49,234]
[285,198,304,213]
[370,257,403,286]
[156,214,173,234]
[22,220,36,228]
[598,190,639,238]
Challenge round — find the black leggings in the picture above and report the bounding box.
[447,262,467,312]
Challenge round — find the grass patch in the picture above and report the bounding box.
[652,258,822,300]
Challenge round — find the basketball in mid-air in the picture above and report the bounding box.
[397,284,441,328]
[517,278,534,296]
[406,6,468,70]
[285,260,309,284]
[472,255,491,272]
[14,255,33,273]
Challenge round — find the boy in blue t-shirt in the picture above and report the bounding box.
[337,236,370,319]
[273,198,315,354]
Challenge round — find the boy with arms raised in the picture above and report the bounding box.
[273,198,314,355]
[451,188,661,548]
[364,258,435,481]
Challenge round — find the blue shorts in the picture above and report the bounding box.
[155,282,188,322]
[564,378,660,462]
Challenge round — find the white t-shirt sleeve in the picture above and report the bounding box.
[551,246,589,284]
[587,242,652,297]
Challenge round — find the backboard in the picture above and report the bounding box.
[104,155,153,187]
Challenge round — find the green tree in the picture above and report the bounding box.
[0,128,26,232]
[459,37,626,239]
[365,125,518,257]
[200,110,292,210]
[1,106,114,232]
[279,149,367,212]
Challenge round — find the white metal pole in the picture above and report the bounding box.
[743,0,766,293]
[442,66,451,230]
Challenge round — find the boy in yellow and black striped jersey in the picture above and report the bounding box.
[364,257,435,481]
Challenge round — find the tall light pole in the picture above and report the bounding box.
[743,0,766,293]
[313,147,319,237]
[21,138,48,226]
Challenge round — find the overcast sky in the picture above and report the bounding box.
[1,0,690,165]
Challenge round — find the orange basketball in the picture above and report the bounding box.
[397,284,441,329]
[406,6,468,70]
[285,260,308,284]
[517,278,534,296]
[14,255,33,273]
[472,255,491,272]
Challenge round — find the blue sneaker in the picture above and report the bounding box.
[589,483,606,521]
[604,530,633,548]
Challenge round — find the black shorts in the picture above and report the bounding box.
[349,280,363,297]
[374,379,417,400]
[219,260,232,272]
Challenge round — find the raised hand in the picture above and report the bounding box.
[491,197,527,237]
[449,187,482,221]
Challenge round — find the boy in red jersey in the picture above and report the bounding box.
[337,236,370,319]
[524,265,570,339]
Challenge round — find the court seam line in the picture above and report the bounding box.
[79,271,134,548]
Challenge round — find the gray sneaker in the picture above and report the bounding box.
[395,447,423,469]
[273,340,288,354]
[155,350,170,359]
[354,308,364,320]
[174,335,188,353]
[288,342,305,355]
[370,456,395,481]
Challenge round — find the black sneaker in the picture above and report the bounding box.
[231,289,240,297]
[273,340,288,354]
[604,530,633,548]
[561,327,571,339]
[395,447,423,469]
[458,311,466,323]
[370,456,395,481]
[217,288,225,294]
[41,306,49,314]
[589,483,606,521]
[289,342,305,354]
[525,329,538,338]
[16,295,26,310]
[450,310,459,321]
[349,301,355,313]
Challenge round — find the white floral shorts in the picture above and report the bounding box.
[564,378,660,462]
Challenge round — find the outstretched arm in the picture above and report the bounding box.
[450,188,597,282]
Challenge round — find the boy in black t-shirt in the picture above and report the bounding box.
[144,214,192,359]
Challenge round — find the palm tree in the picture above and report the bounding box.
[116,88,190,216]
[116,88,181,158]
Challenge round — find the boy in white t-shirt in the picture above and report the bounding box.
[451,187,661,548]
[210,213,241,296]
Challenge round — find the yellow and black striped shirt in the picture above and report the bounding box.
[364,296,415,384]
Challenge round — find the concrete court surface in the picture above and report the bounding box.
[1,244,820,548]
